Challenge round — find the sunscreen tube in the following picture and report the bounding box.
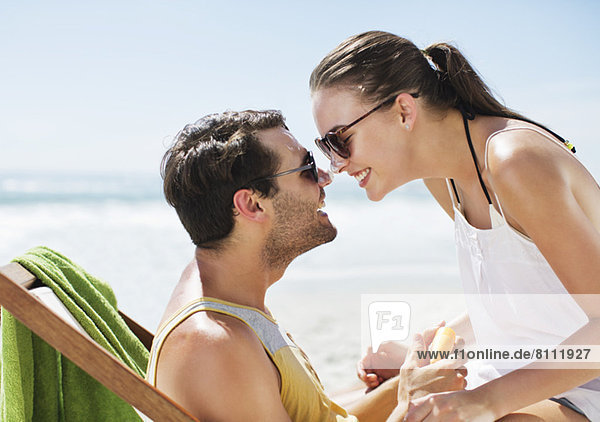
[430,327,456,363]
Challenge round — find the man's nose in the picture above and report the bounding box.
[317,167,333,187]
[329,153,348,174]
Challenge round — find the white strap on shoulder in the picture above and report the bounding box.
[445,179,460,210]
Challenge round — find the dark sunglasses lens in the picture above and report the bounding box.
[307,152,319,183]
[311,164,319,183]
[324,133,350,159]
[315,138,332,159]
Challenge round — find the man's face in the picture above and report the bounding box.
[258,127,337,268]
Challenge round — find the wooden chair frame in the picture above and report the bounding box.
[0,262,199,422]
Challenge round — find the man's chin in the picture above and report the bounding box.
[325,225,338,243]
[314,224,338,246]
[301,225,338,254]
[316,212,337,239]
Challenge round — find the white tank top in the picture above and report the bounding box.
[448,125,600,418]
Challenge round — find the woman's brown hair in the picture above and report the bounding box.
[310,30,578,152]
[310,30,526,119]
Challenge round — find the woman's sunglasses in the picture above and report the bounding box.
[314,94,418,160]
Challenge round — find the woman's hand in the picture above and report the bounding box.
[397,332,467,403]
[386,329,468,422]
[404,390,496,422]
[358,321,448,389]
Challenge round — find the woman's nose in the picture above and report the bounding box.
[317,167,333,187]
[329,153,348,174]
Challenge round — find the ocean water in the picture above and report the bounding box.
[0,171,462,390]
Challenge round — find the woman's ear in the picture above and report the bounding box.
[393,92,418,130]
[232,189,268,222]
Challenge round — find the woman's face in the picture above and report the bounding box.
[312,88,410,201]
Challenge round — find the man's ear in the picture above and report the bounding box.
[232,189,268,222]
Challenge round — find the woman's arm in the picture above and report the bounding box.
[407,132,600,420]
[480,138,600,416]
[481,320,600,418]
[405,321,600,421]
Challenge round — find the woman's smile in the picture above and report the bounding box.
[351,168,371,187]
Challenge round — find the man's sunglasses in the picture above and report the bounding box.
[314,94,418,160]
[246,151,319,185]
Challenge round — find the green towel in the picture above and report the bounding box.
[1,246,149,421]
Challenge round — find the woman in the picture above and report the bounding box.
[310,31,600,421]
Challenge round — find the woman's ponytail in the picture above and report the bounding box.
[422,42,524,119]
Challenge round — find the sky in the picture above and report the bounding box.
[2,0,600,177]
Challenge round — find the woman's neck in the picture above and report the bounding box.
[413,108,510,185]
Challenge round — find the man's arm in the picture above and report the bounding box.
[345,377,399,422]
[156,313,292,421]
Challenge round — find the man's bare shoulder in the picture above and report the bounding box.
[156,310,268,385]
[156,310,290,421]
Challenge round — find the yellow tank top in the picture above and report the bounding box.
[146,297,357,422]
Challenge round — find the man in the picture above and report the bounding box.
[146,110,465,421]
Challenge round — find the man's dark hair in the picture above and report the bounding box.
[161,110,285,249]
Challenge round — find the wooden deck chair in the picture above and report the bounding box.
[0,262,199,422]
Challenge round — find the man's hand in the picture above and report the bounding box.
[357,341,409,389]
[358,321,449,389]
